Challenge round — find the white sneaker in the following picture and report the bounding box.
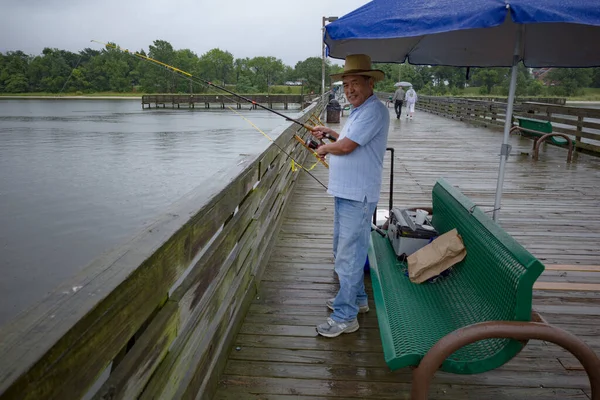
[316,317,359,338]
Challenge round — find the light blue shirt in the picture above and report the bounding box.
[328,94,390,203]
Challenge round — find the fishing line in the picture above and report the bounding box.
[91,40,337,141]
[57,53,84,97]
[92,40,386,236]
[91,40,329,188]
[228,107,327,189]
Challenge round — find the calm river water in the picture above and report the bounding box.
[0,99,292,326]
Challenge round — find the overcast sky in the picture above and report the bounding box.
[0,0,370,66]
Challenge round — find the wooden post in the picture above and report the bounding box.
[576,115,583,152]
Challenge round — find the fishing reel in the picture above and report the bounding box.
[305,138,321,150]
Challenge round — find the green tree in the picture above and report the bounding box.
[234,57,251,84]
[143,40,177,92]
[173,48,201,93]
[27,48,73,92]
[528,79,545,96]
[0,51,30,92]
[199,48,234,87]
[413,66,433,91]
[294,57,325,94]
[235,75,256,93]
[84,53,110,92]
[4,73,29,93]
[248,56,285,93]
[591,67,600,88]
[547,68,593,96]
[499,64,532,96]
[471,68,503,94]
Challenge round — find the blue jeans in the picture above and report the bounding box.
[331,196,377,322]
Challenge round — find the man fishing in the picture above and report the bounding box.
[310,54,390,338]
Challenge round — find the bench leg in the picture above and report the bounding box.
[532,133,574,163]
[411,320,600,400]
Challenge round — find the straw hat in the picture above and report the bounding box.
[330,54,385,82]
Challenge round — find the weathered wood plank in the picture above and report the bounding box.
[92,301,180,400]
[222,360,591,389]
[534,282,600,291]
[216,376,589,399]
[543,265,600,272]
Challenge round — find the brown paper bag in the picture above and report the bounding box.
[407,228,466,284]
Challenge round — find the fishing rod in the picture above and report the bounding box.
[91,40,336,142]
[91,40,329,185]
[92,40,385,235]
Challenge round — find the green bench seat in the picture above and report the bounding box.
[367,178,545,374]
[515,116,574,146]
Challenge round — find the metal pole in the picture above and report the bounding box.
[321,16,338,107]
[321,16,326,106]
[492,25,523,222]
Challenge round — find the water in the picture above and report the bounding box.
[566,101,600,110]
[0,99,292,326]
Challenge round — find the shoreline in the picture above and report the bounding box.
[2,96,598,105]
[0,95,142,100]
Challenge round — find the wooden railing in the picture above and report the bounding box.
[462,96,566,105]
[0,100,325,400]
[142,94,309,109]
[516,102,600,155]
[416,96,600,156]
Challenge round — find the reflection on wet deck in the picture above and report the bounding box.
[214,108,600,399]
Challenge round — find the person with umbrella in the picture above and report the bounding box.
[405,85,418,119]
[310,54,390,338]
[391,84,405,119]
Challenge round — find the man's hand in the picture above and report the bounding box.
[316,144,328,159]
[311,125,338,140]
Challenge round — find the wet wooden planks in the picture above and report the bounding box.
[214,109,600,399]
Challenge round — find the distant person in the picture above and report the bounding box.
[405,86,418,119]
[328,93,341,110]
[391,86,405,119]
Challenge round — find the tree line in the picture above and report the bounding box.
[0,40,336,95]
[2,39,600,96]
[376,64,600,97]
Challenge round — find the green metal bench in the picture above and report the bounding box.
[516,116,552,134]
[512,116,574,162]
[515,116,574,146]
[367,178,600,399]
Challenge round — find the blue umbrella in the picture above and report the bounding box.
[324,0,600,221]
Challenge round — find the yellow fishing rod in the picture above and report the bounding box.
[91,39,330,186]
[91,40,336,142]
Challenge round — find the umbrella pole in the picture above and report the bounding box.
[492,27,523,222]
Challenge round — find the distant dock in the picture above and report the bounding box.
[141,94,310,110]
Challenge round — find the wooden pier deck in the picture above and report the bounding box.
[214,108,600,399]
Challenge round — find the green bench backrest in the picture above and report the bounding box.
[516,117,552,133]
[431,179,545,322]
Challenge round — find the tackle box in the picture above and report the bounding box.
[387,208,438,259]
